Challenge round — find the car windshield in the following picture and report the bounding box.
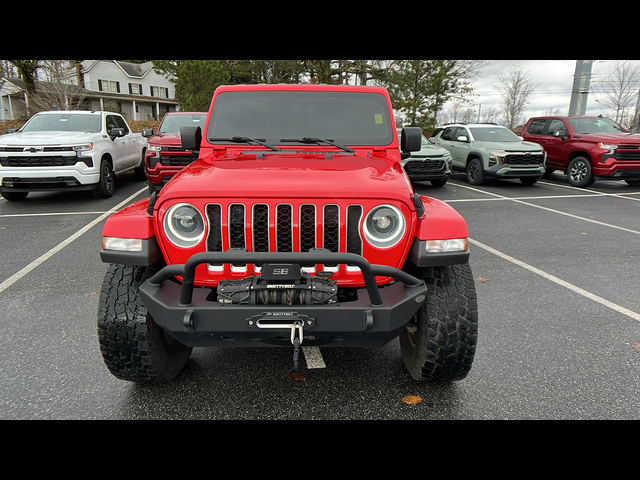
[208,91,394,147]
[20,113,101,133]
[160,114,207,134]
[469,127,521,142]
[568,117,627,134]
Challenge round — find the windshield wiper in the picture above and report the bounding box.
[280,137,355,153]
[209,136,281,152]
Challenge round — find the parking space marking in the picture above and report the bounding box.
[303,346,327,369]
[448,182,640,236]
[0,187,147,295]
[0,212,109,218]
[469,237,640,323]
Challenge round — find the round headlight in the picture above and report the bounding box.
[164,203,205,248]
[363,204,406,249]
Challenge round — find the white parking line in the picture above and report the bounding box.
[469,237,640,323]
[0,187,147,295]
[449,182,640,236]
[303,346,327,369]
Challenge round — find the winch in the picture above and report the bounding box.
[216,264,338,306]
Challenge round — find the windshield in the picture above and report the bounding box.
[208,91,394,147]
[470,127,521,142]
[160,114,207,134]
[568,117,627,134]
[20,113,101,133]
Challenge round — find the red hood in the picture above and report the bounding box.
[580,132,640,144]
[149,131,182,146]
[158,151,414,204]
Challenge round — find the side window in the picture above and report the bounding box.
[548,119,568,137]
[441,127,457,141]
[112,115,130,135]
[454,127,469,141]
[105,115,118,134]
[527,118,547,135]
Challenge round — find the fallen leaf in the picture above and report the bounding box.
[284,371,307,382]
[477,277,488,283]
[89,292,98,296]
[632,343,640,350]
[401,395,423,405]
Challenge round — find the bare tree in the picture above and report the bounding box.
[495,65,540,128]
[593,60,640,130]
[29,61,87,112]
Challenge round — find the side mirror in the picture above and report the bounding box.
[141,129,154,138]
[181,125,202,156]
[401,127,423,153]
[110,128,126,139]
[456,135,469,142]
[7,128,18,134]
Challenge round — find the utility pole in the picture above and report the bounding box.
[568,60,594,116]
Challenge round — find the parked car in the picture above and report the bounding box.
[521,115,640,187]
[0,111,147,200]
[98,84,478,384]
[142,112,207,193]
[431,123,546,186]
[397,129,452,186]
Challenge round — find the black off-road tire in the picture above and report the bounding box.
[93,160,115,198]
[466,158,485,186]
[400,264,478,382]
[97,263,193,383]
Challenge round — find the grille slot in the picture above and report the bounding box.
[205,203,363,273]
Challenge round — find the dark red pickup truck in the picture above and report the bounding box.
[521,115,640,187]
[142,112,207,193]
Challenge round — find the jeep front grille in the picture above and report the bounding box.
[205,203,363,272]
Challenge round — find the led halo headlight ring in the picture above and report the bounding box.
[164,203,206,248]
[363,204,406,249]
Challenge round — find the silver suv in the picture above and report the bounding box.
[397,130,452,186]
[431,123,546,186]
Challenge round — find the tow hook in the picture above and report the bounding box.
[291,321,304,372]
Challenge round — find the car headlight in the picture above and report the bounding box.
[488,149,506,165]
[103,237,142,252]
[426,239,468,253]
[72,143,94,155]
[164,203,205,248]
[598,143,618,152]
[363,204,406,249]
[149,144,163,152]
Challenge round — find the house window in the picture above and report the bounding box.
[129,83,143,95]
[99,80,120,93]
[150,86,168,99]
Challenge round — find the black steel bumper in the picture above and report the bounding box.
[138,251,427,348]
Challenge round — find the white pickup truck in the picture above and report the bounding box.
[0,110,148,200]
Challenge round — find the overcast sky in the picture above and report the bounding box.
[463,59,640,121]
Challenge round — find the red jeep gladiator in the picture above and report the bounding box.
[142,112,207,193]
[522,115,640,187]
[98,84,478,384]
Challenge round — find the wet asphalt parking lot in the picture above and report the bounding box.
[1,170,639,419]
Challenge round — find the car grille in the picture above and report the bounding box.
[504,153,545,165]
[205,203,363,271]
[159,147,195,167]
[616,146,640,161]
[405,160,445,172]
[0,156,79,167]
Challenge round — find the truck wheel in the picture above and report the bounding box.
[97,263,193,383]
[1,191,28,201]
[567,156,595,188]
[94,160,115,198]
[400,264,478,382]
[466,158,485,186]
[134,152,147,181]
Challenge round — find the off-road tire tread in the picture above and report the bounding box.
[97,263,192,383]
[400,264,478,382]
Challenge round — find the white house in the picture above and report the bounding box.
[0,60,180,121]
